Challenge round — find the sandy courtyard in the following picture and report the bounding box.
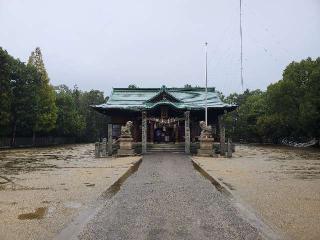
[193,145,320,240]
[0,144,141,240]
[1,144,319,240]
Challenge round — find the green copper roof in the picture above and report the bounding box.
[92,87,236,112]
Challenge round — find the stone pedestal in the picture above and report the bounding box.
[107,123,113,156]
[197,137,214,157]
[226,138,232,158]
[117,137,135,156]
[142,112,147,154]
[184,111,190,154]
[94,139,107,158]
[101,138,107,157]
[94,142,100,158]
[218,115,225,155]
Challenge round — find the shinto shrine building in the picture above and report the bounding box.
[92,86,236,155]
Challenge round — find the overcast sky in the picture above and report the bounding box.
[1,0,319,96]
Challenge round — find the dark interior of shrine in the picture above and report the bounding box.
[105,104,225,143]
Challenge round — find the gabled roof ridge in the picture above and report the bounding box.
[113,88,160,92]
[145,100,182,109]
[112,87,216,92]
[145,88,182,103]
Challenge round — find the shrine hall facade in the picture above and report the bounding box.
[92,86,237,154]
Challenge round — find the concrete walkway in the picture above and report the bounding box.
[79,153,262,240]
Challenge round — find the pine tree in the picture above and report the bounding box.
[27,47,57,144]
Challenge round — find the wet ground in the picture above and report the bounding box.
[1,144,319,239]
[78,153,262,240]
[193,145,320,240]
[0,144,141,240]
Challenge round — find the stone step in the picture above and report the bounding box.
[148,148,185,151]
[146,143,185,152]
[148,149,185,153]
[148,146,184,148]
[148,144,184,148]
[148,148,184,150]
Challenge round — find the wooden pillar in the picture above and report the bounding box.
[142,111,147,154]
[218,115,225,155]
[184,111,190,154]
[150,121,154,143]
[107,123,112,156]
[132,120,138,142]
[175,123,179,143]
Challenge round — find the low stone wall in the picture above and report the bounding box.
[94,141,235,157]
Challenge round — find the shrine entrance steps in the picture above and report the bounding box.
[147,143,185,153]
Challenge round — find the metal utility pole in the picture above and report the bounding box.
[205,42,208,126]
[240,0,244,91]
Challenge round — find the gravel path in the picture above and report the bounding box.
[79,153,262,240]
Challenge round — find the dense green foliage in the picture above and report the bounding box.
[0,47,107,145]
[0,47,57,144]
[27,47,57,139]
[53,85,107,142]
[54,85,85,137]
[0,49,14,135]
[224,57,320,143]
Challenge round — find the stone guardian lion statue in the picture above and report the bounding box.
[199,121,213,139]
[121,121,133,138]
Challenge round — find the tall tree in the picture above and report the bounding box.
[259,57,320,142]
[54,85,85,137]
[27,47,57,143]
[10,62,41,144]
[224,89,266,142]
[78,89,107,142]
[225,57,320,144]
[0,48,40,143]
[0,48,12,136]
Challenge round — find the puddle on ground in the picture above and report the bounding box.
[101,159,142,199]
[0,144,95,175]
[84,183,95,187]
[18,207,47,220]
